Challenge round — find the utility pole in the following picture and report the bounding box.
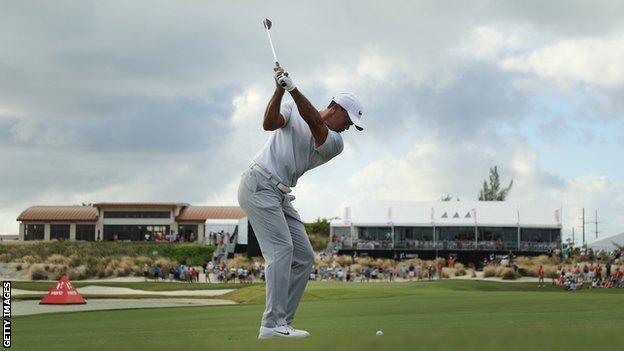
[593,210,600,239]
[572,227,575,246]
[581,208,585,245]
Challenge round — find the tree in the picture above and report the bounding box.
[304,217,334,237]
[478,166,513,201]
[440,194,460,201]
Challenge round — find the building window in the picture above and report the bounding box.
[50,224,70,240]
[103,211,170,219]
[76,224,96,241]
[178,224,198,242]
[103,225,170,241]
[25,224,44,241]
[356,227,393,249]
[436,227,475,242]
[330,226,351,248]
[393,227,434,249]
[520,228,560,242]
[478,227,517,242]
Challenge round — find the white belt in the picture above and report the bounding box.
[250,162,292,194]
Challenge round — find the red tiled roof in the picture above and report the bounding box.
[17,206,98,222]
[176,206,246,222]
[93,202,188,208]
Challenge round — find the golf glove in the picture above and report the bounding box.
[275,71,296,92]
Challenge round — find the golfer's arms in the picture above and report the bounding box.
[289,89,328,147]
[263,88,286,131]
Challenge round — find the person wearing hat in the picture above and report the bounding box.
[237,66,363,339]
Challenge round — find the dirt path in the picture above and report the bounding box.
[12,286,234,297]
[13,298,235,317]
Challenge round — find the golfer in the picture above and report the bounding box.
[237,67,363,339]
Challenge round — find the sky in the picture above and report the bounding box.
[1,0,623,243]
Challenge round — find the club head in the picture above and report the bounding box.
[263,18,272,30]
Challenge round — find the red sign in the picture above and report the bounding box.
[39,275,87,305]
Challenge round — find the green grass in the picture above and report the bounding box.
[11,280,624,351]
[14,294,231,301]
[11,281,256,292]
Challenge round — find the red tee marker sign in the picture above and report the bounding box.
[39,275,87,305]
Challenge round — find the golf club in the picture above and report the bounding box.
[262,18,280,68]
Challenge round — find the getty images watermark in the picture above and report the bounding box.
[2,281,10,348]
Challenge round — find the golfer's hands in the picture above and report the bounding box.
[274,67,296,92]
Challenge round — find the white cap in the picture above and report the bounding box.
[332,92,364,131]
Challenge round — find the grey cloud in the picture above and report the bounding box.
[1,0,624,233]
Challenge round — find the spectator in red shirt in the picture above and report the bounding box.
[537,265,545,288]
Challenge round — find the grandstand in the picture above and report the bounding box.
[330,201,562,261]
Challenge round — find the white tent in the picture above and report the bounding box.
[587,232,624,251]
[334,201,562,228]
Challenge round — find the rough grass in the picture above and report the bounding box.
[0,241,215,266]
[12,280,624,351]
[0,242,215,280]
[11,281,258,292]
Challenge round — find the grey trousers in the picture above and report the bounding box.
[237,167,315,328]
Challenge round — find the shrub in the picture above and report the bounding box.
[403,258,424,268]
[517,267,536,277]
[160,244,215,266]
[114,256,134,276]
[96,268,107,278]
[335,255,353,267]
[46,254,70,265]
[28,264,48,280]
[434,257,446,266]
[68,255,82,267]
[534,255,551,265]
[0,242,215,266]
[467,269,476,278]
[498,267,520,280]
[515,256,533,267]
[355,257,373,267]
[308,233,329,251]
[226,255,252,270]
[441,267,455,278]
[15,264,22,271]
[104,267,114,276]
[68,265,88,280]
[454,263,466,276]
[350,263,363,274]
[154,257,176,274]
[483,265,497,278]
[15,255,39,264]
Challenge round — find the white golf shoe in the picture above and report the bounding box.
[258,325,310,339]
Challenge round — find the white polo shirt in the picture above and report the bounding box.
[252,100,344,187]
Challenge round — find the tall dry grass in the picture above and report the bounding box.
[454,263,466,276]
[483,265,497,278]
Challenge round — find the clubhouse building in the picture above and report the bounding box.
[17,202,249,246]
[330,201,563,260]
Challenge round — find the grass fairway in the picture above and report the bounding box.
[12,280,624,351]
[11,281,256,292]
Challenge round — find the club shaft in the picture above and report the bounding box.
[265,30,279,67]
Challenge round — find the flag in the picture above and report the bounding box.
[343,207,351,225]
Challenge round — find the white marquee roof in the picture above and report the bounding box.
[333,201,562,228]
[587,232,624,251]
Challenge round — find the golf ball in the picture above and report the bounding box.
[376,330,384,336]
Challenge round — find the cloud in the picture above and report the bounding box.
[2,1,624,241]
[500,36,624,89]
